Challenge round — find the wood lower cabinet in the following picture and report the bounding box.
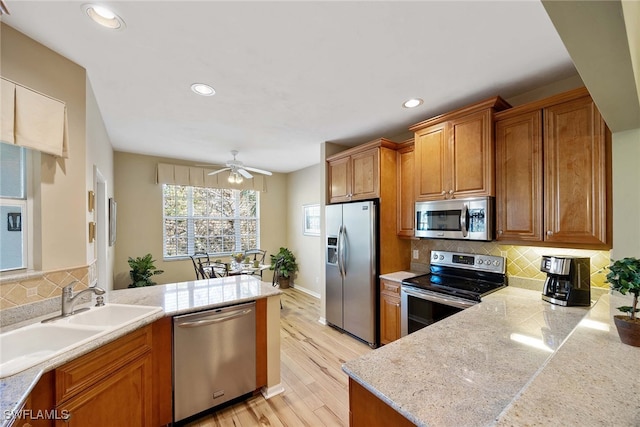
[379,279,401,345]
[349,378,415,427]
[17,319,172,427]
[55,326,155,426]
[396,139,415,238]
[411,97,510,202]
[495,87,611,248]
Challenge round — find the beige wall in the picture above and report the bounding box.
[611,128,640,259]
[0,24,115,309]
[1,23,87,272]
[113,151,288,289]
[286,163,322,296]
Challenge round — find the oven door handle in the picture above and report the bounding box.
[460,203,468,238]
[401,287,476,310]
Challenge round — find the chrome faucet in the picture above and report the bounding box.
[61,281,106,316]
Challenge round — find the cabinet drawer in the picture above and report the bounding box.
[380,279,400,296]
[56,325,152,403]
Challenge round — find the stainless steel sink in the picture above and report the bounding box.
[0,304,162,378]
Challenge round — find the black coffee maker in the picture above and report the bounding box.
[540,255,591,306]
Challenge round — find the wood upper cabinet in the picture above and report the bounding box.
[379,279,401,345]
[495,87,611,248]
[411,97,510,202]
[396,139,415,238]
[327,139,396,203]
[495,110,543,242]
[544,95,609,246]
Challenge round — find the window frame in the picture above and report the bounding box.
[162,184,260,260]
[0,144,29,272]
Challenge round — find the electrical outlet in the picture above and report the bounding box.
[412,249,419,259]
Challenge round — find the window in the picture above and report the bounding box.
[163,185,259,258]
[0,143,28,271]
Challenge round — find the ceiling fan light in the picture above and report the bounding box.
[228,173,235,184]
[235,174,243,184]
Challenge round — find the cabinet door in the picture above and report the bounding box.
[544,96,608,246]
[396,146,415,237]
[56,354,152,427]
[351,148,379,200]
[415,122,447,201]
[450,109,494,198]
[380,280,401,345]
[495,110,543,242]
[328,156,351,203]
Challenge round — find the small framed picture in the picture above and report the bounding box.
[303,204,320,236]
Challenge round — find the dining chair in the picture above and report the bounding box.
[189,252,210,280]
[245,249,267,278]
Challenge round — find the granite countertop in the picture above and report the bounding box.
[0,275,280,426]
[343,287,632,426]
[379,271,423,283]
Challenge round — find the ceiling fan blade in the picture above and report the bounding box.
[242,166,273,176]
[238,168,253,179]
[207,167,231,176]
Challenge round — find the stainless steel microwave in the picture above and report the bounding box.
[415,196,493,241]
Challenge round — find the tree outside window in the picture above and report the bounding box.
[162,185,259,258]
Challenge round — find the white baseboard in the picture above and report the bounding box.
[261,383,285,399]
[318,317,327,325]
[291,284,321,299]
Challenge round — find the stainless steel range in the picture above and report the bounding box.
[400,250,507,336]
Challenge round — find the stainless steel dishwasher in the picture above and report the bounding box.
[173,301,256,423]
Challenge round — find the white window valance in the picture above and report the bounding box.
[156,163,268,192]
[0,77,69,158]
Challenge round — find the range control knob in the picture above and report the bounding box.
[493,260,500,266]
[477,259,484,265]
[439,255,444,260]
[432,253,438,260]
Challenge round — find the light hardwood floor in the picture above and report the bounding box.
[185,288,372,427]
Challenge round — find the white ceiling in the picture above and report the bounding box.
[1,1,576,174]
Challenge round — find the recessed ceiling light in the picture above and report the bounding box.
[191,83,216,96]
[82,4,125,30]
[403,98,424,109]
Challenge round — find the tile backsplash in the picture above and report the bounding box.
[411,240,611,288]
[0,264,94,310]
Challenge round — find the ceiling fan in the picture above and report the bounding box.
[206,150,273,181]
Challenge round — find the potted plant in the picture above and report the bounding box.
[128,253,164,288]
[270,247,298,289]
[605,257,640,347]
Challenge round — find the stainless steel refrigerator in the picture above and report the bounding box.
[326,200,378,348]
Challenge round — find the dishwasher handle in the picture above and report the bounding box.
[175,307,254,329]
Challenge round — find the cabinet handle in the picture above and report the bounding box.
[498,230,503,235]
[441,191,446,195]
[448,190,454,194]
[546,230,553,236]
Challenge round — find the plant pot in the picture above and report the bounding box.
[279,276,290,289]
[613,315,640,347]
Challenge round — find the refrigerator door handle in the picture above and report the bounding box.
[339,226,347,277]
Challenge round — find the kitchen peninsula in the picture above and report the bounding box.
[344,287,639,426]
[0,275,281,427]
